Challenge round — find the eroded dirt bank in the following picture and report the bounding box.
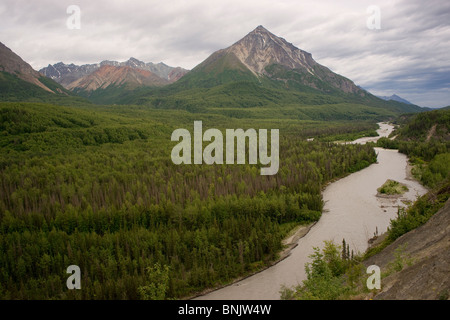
[364,198,450,300]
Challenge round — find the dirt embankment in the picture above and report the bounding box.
[426,124,437,142]
[364,199,450,300]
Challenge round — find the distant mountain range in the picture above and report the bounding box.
[40,58,189,90]
[66,65,170,92]
[0,26,425,118]
[378,94,413,105]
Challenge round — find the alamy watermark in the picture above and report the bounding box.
[366,265,381,290]
[366,5,381,30]
[66,5,81,30]
[66,265,81,289]
[171,121,279,175]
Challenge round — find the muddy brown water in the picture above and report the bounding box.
[196,123,427,300]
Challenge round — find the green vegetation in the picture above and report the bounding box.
[377,109,449,188]
[377,179,409,195]
[0,72,90,106]
[394,109,449,141]
[138,263,170,300]
[0,101,380,299]
[280,240,363,300]
[367,178,450,256]
[113,79,418,121]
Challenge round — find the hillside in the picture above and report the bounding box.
[394,108,450,142]
[174,25,362,94]
[0,42,53,93]
[376,109,449,188]
[39,58,189,105]
[365,193,450,300]
[0,42,89,105]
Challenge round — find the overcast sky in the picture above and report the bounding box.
[1,0,449,108]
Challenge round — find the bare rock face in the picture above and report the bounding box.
[226,25,317,76]
[0,42,54,92]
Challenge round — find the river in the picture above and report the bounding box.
[196,123,427,300]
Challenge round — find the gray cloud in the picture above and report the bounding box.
[0,0,449,107]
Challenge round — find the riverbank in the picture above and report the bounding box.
[188,222,316,300]
[281,223,316,257]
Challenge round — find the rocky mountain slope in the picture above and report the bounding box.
[39,62,101,88]
[0,42,88,104]
[5,26,423,114]
[1,42,54,93]
[226,25,362,94]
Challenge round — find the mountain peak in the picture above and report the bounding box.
[186,27,363,94]
[253,25,270,33]
[225,25,316,76]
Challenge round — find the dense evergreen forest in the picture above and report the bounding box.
[0,102,379,299]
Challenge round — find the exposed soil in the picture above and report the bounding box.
[426,124,437,142]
